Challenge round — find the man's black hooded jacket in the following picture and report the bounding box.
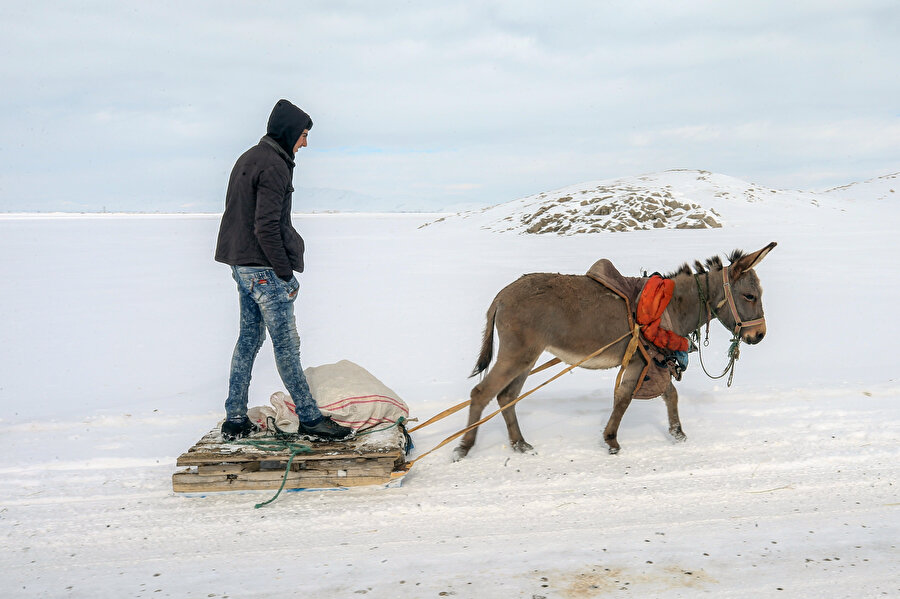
[215,100,313,279]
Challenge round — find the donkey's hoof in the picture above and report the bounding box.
[669,427,687,443]
[605,435,620,454]
[451,446,470,462]
[511,440,534,454]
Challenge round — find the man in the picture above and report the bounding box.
[214,99,351,441]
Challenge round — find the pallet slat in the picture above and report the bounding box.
[176,449,399,466]
[172,474,395,493]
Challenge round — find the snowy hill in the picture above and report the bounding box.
[821,171,898,203]
[425,169,857,234]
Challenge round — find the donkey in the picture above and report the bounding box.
[453,242,776,460]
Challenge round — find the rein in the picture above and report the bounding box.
[692,265,764,387]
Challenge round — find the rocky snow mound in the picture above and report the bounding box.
[426,169,852,235]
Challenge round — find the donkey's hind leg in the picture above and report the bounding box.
[453,354,535,461]
[497,371,535,453]
[662,381,686,442]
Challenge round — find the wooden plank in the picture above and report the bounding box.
[291,457,399,471]
[213,468,390,482]
[261,458,399,475]
[172,471,395,492]
[182,462,395,480]
[183,440,404,455]
[176,449,403,466]
[182,444,403,457]
[197,463,261,475]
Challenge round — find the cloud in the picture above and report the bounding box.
[0,1,898,211]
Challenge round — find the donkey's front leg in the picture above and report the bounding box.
[603,384,634,454]
[662,382,687,442]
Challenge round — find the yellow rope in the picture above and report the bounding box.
[402,330,633,471]
[614,324,642,393]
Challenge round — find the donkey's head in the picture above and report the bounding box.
[717,242,776,345]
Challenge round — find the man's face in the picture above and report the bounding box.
[293,129,309,154]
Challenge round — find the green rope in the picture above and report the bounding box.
[353,416,406,437]
[234,438,313,508]
[236,417,410,507]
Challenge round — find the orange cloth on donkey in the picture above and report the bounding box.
[636,275,689,352]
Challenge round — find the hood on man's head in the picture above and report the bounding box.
[266,99,313,155]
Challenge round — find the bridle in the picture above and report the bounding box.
[717,264,766,336]
[693,264,764,386]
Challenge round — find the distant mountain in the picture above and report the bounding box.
[422,169,865,234]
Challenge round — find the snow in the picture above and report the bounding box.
[1,173,898,598]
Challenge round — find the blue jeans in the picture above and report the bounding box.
[225,266,322,425]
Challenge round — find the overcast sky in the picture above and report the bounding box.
[1,1,898,212]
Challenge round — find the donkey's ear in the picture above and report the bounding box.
[731,241,777,279]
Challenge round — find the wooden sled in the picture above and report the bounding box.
[172,423,410,494]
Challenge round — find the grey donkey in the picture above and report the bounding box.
[453,242,776,460]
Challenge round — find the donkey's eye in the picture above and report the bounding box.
[743,294,756,302]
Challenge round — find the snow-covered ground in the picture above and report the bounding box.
[1,172,898,597]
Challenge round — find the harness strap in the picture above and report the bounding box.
[614,324,643,393]
[722,265,766,334]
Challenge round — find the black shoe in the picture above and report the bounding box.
[221,416,255,441]
[299,416,353,440]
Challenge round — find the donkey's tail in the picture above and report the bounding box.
[470,298,499,378]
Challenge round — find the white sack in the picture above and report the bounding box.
[265,360,410,433]
[305,360,409,432]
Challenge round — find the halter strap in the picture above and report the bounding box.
[722,264,765,335]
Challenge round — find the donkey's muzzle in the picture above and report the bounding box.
[743,330,765,345]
